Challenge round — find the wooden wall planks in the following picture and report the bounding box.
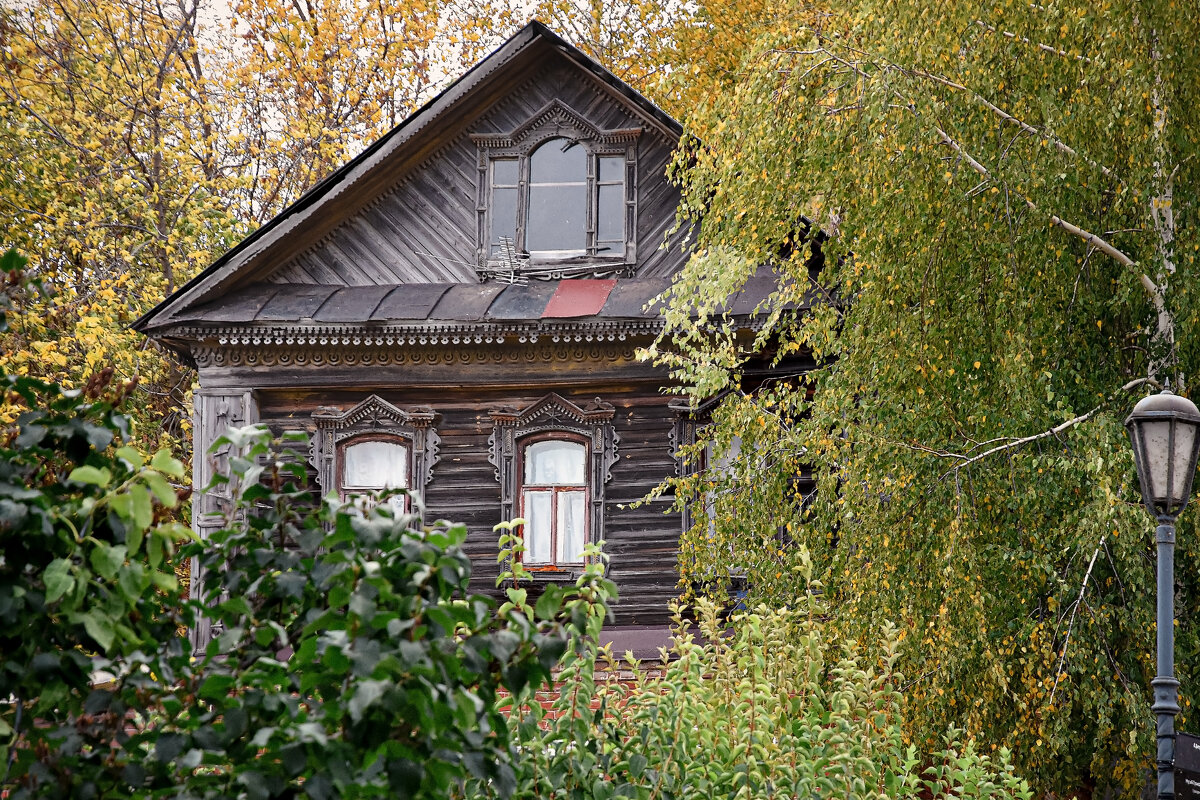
[253,381,684,625]
[266,60,691,288]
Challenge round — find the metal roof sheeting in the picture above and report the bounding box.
[173,278,699,325]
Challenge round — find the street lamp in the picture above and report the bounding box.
[1127,389,1200,800]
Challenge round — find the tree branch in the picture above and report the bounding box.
[1049,216,1134,268]
[913,69,1118,183]
[932,378,1151,479]
[972,19,1094,65]
[1049,538,1104,707]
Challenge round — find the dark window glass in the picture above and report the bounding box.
[490,187,518,255]
[599,155,624,183]
[529,138,586,183]
[527,186,587,252]
[527,139,587,253]
[597,184,624,245]
[492,158,518,186]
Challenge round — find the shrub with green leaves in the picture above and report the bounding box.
[163,424,609,799]
[0,248,193,798]
[472,553,1032,800]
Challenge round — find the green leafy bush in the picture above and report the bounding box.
[0,248,611,799]
[473,553,1032,800]
[0,248,193,798]
[166,425,606,799]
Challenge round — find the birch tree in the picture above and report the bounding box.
[655,0,1200,793]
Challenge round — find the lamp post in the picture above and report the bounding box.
[1126,389,1200,800]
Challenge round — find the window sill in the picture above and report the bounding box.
[477,258,633,282]
[518,567,585,584]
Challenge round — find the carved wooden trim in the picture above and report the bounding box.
[189,339,645,370]
[471,99,642,151]
[309,395,440,501]
[488,394,620,568]
[191,388,258,655]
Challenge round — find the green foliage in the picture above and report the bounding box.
[0,252,607,797]
[167,425,604,799]
[653,1,1200,793]
[467,551,1030,799]
[2,418,607,798]
[0,248,193,797]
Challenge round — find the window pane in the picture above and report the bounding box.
[523,490,553,563]
[524,440,586,485]
[490,187,518,255]
[527,185,586,252]
[597,183,624,244]
[557,490,586,563]
[529,138,586,184]
[492,158,518,186]
[599,155,624,183]
[527,138,587,253]
[344,440,408,489]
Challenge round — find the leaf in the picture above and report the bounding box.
[144,471,177,508]
[78,609,116,652]
[68,465,111,487]
[115,446,144,470]
[89,543,126,580]
[535,585,564,620]
[44,558,74,603]
[347,679,390,723]
[150,448,185,478]
[128,485,153,532]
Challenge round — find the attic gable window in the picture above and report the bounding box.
[473,100,641,280]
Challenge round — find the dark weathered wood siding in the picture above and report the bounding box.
[252,376,683,626]
[266,59,689,287]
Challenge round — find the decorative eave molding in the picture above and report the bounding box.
[470,98,642,151]
[163,318,663,349]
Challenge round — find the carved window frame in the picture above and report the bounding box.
[472,99,641,279]
[517,433,590,569]
[310,395,440,510]
[489,393,619,578]
[669,393,730,534]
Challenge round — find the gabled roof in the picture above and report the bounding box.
[134,20,682,334]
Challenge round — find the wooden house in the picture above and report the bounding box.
[134,21,801,654]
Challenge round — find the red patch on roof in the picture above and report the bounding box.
[541,279,617,318]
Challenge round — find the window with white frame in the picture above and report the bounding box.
[519,437,588,567]
[339,436,411,514]
[488,393,619,579]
